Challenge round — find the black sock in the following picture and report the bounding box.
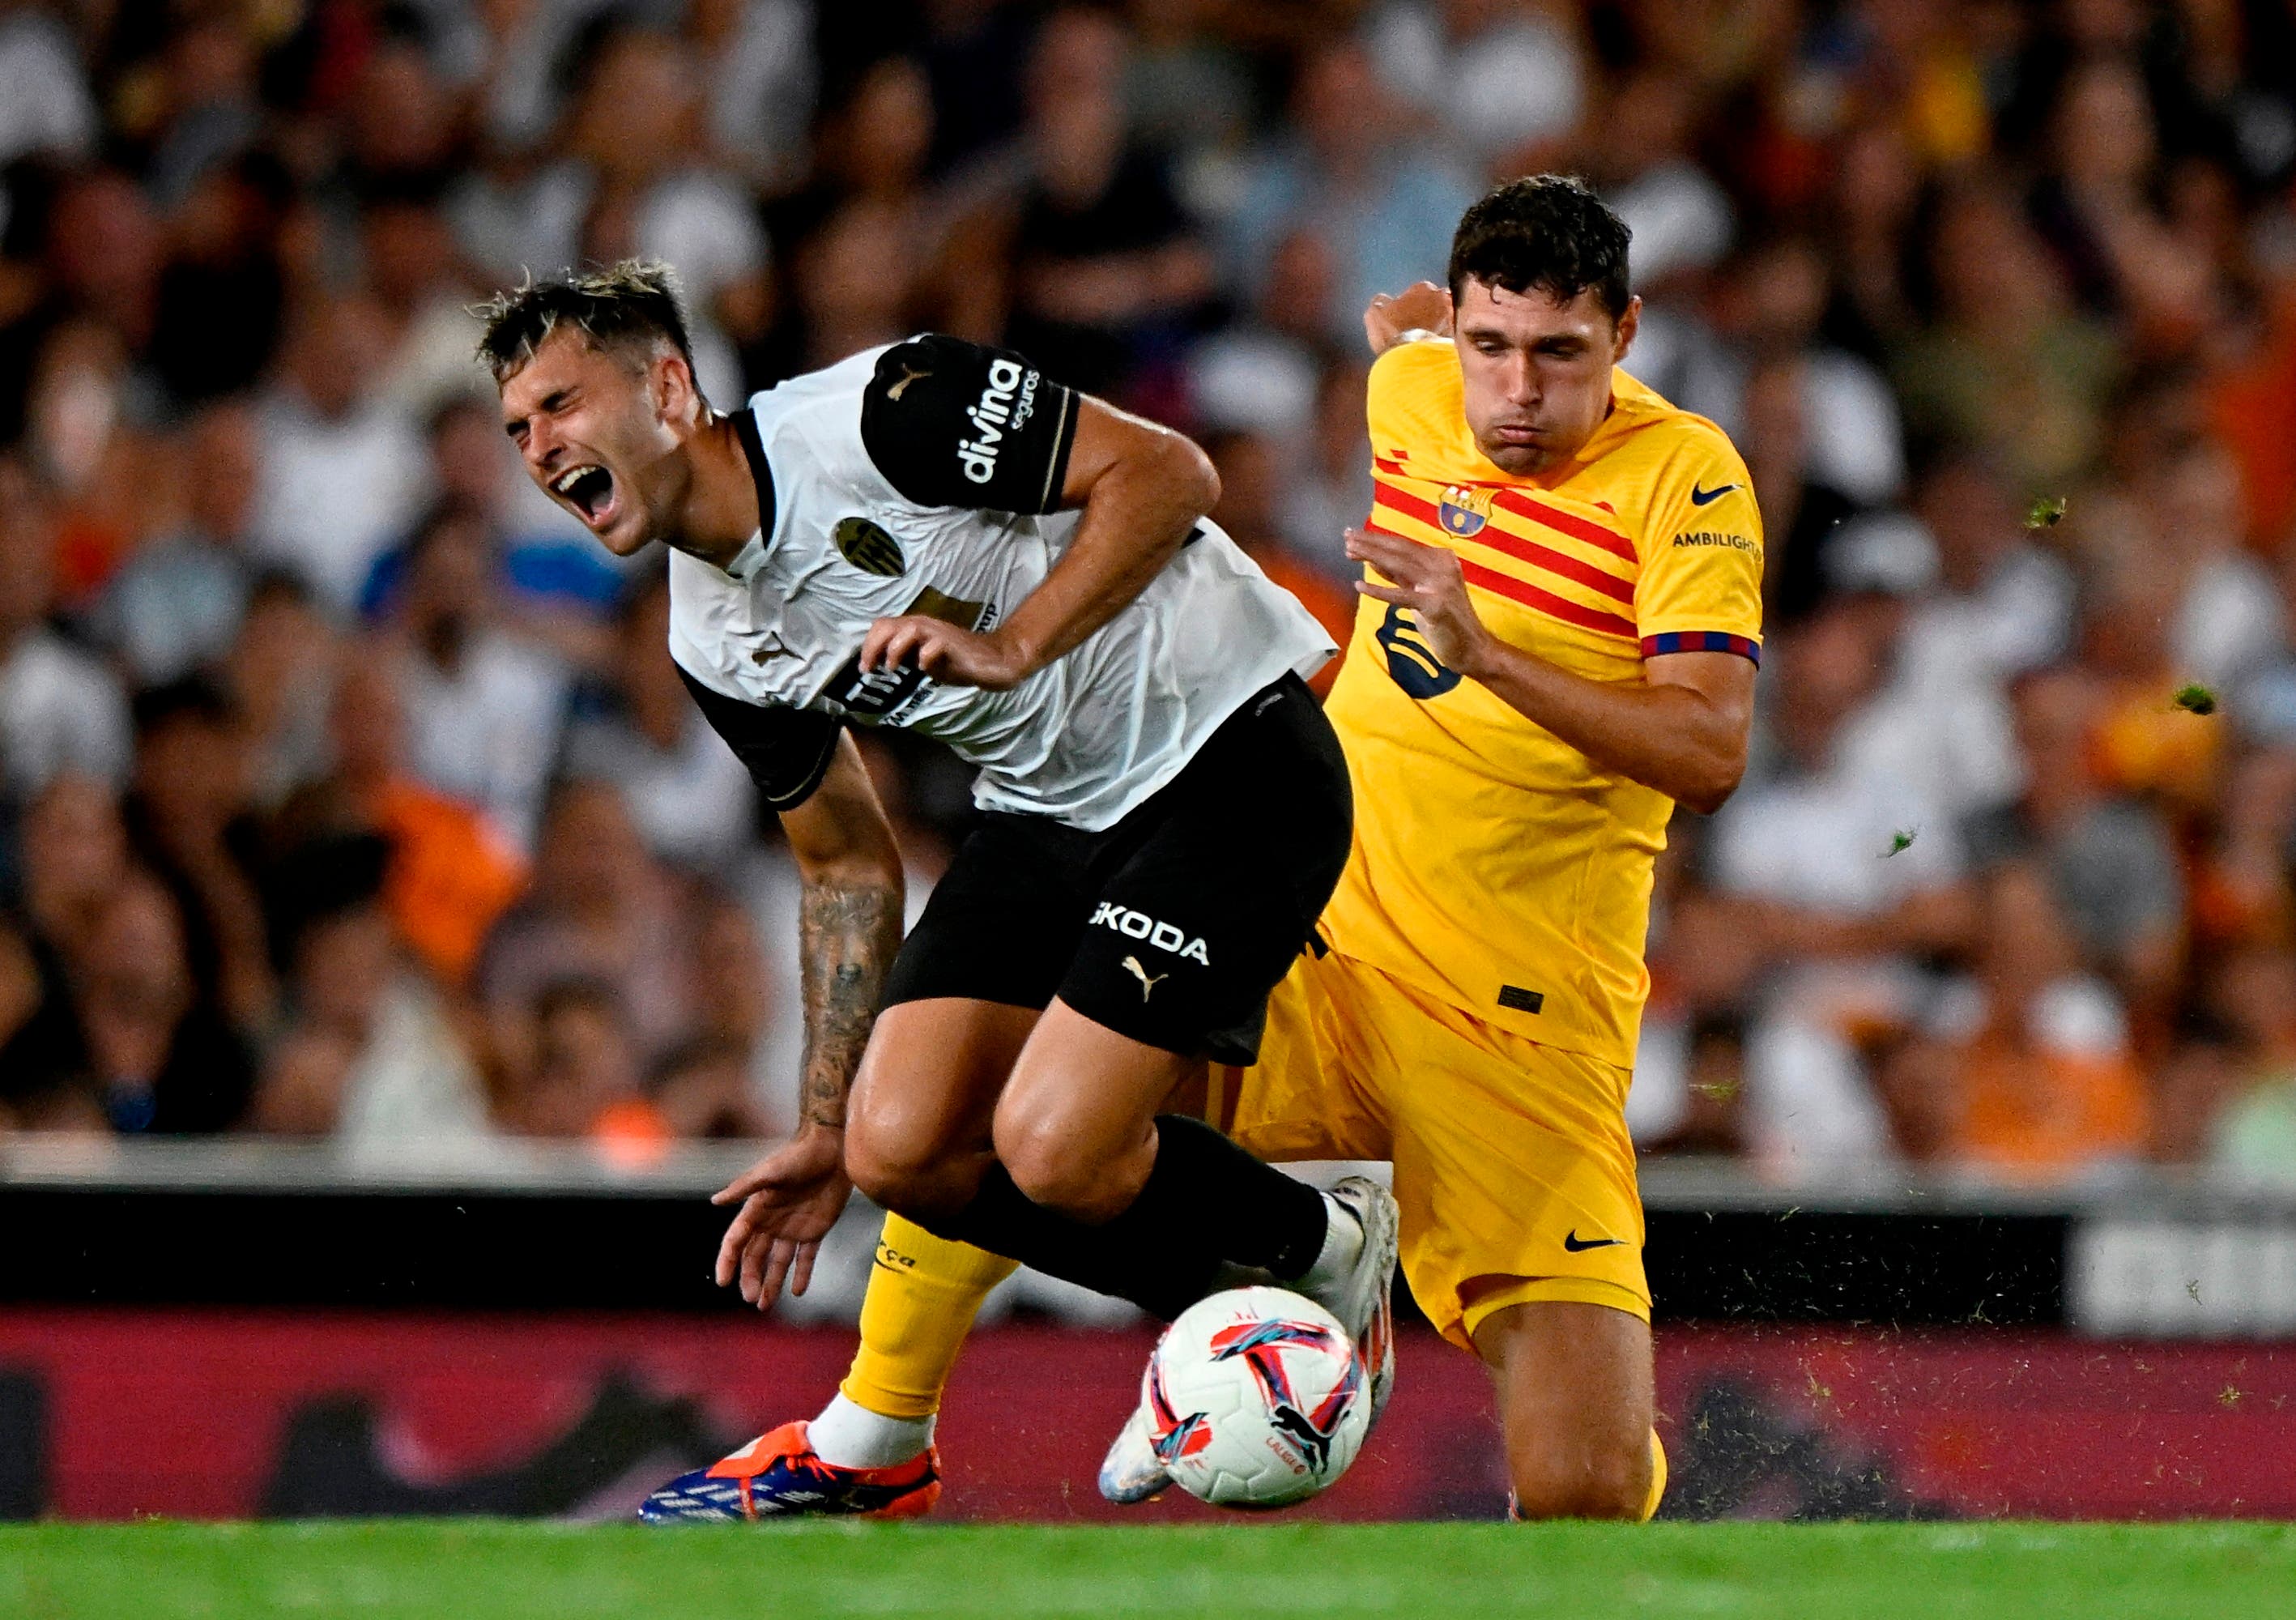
[1127,1115,1331,1278]
[909,1115,1331,1319]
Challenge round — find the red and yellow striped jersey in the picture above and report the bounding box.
[1318,338,1763,1067]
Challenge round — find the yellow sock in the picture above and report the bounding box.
[1641,1429,1668,1522]
[838,1213,1018,1421]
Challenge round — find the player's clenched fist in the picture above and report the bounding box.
[1363,280,1454,355]
[1348,525,1495,680]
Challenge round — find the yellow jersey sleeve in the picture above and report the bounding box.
[1365,339,1463,462]
[1631,429,1764,663]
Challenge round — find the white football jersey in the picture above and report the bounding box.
[667,337,1334,830]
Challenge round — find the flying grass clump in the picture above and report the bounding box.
[2173,684,2218,716]
[2024,495,2068,530]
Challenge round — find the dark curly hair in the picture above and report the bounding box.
[1447,175,1633,321]
[473,258,696,384]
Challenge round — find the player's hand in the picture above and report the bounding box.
[1364,281,1453,356]
[1348,526,1495,679]
[709,1123,853,1309]
[859,616,1030,690]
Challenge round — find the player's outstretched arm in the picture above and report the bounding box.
[1348,525,1753,813]
[711,735,905,1308]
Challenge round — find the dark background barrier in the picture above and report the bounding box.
[5,1147,2290,1522]
[0,1183,2069,1325]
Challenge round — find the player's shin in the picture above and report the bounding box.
[914,1115,1339,1319]
[810,1213,1019,1469]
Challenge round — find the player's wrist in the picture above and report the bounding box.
[1449,625,1501,684]
[986,625,1042,683]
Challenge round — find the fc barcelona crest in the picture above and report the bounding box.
[1438,485,1491,537]
[833,516,907,576]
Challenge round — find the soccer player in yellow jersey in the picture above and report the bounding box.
[645,176,1762,1524]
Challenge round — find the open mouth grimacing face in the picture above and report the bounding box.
[549,462,620,530]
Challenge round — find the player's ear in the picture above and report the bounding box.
[1612,296,1642,364]
[651,349,699,426]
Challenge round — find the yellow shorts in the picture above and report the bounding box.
[1212,949,1649,1351]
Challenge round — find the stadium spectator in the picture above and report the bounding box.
[1225,39,1476,351]
[0,910,84,1128]
[1973,665,2186,1041]
[558,571,758,874]
[0,458,131,805]
[0,2,96,168]
[4,0,2296,1175]
[1883,863,2149,1183]
[248,293,428,614]
[386,502,573,855]
[223,571,339,810]
[1707,599,1978,1171]
[254,833,494,1152]
[1892,178,2120,494]
[650,1032,777,1140]
[16,771,127,971]
[65,869,255,1134]
[479,778,701,1076]
[497,977,655,1142]
[95,400,262,686]
[959,6,1215,399]
[277,653,526,987]
[1365,0,1587,173]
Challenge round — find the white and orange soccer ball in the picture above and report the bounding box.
[1143,1285,1372,1508]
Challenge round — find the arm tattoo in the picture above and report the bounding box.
[794,875,903,1130]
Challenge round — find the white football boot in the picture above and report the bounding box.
[1097,1174,1399,1505]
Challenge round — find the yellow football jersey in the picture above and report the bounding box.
[1318,338,1764,1068]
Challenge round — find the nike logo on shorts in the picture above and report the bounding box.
[1563,1230,1625,1252]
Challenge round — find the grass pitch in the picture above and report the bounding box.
[4,1520,2290,1619]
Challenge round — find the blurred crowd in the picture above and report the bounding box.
[2,0,2296,1189]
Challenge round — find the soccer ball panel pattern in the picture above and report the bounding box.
[1144,1285,1371,1508]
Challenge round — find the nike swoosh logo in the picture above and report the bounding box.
[1689,482,1742,507]
[1563,1230,1625,1251]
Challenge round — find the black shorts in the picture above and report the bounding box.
[880,672,1352,1064]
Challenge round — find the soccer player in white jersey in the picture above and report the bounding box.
[480,262,1398,1519]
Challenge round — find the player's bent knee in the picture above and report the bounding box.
[992,1111,1139,1221]
[845,1117,973,1221]
[1506,1434,1652,1522]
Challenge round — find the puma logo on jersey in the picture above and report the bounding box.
[888,364,931,400]
[1091,902,1211,963]
[1122,956,1168,1000]
[958,358,1039,484]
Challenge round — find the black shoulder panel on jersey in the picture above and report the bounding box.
[678,667,844,812]
[859,335,1079,514]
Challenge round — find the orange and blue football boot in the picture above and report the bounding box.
[637,1422,940,1524]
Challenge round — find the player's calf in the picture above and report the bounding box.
[1503,1429,1655,1521]
[1474,1297,1659,1522]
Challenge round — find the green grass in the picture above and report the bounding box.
[3,1520,2292,1619]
